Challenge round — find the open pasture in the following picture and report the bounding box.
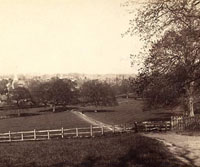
[0,111,90,133]
[81,98,180,125]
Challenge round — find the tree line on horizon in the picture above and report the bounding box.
[0,76,135,112]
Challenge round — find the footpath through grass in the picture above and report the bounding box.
[0,133,190,167]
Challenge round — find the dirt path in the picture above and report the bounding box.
[71,110,200,166]
[144,132,200,167]
[71,110,122,131]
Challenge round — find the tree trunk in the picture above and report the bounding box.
[188,96,194,117]
[186,81,195,117]
[17,101,21,117]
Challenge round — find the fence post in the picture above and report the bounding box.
[134,122,138,133]
[113,125,115,133]
[90,125,93,137]
[34,129,36,140]
[8,131,11,142]
[101,126,104,135]
[124,124,126,132]
[21,132,24,141]
[165,123,167,131]
[47,130,50,140]
[61,127,64,138]
[76,128,79,137]
[170,116,173,130]
[183,118,185,130]
[145,124,147,132]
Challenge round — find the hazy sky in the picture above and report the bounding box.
[0,0,143,75]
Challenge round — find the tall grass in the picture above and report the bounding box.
[0,133,190,167]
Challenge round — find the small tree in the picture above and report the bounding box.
[43,78,78,112]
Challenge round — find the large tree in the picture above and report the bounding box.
[128,0,200,116]
[10,87,32,107]
[37,78,78,112]
[9,87,32,116]
[28,80,50,106]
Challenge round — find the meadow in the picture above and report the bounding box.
[0,108,90,133]
[0,98,181,133]
[0,133,189,167]
[81,98,179,125]
[0,98,191,167]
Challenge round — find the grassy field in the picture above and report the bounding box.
[0,98,182,132]
[0,111,90,133]
[0,133,190,167]
[81,98,178,125]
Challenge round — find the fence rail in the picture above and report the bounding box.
[171,115,200,131]
[0,124,134,143]
[2,116,194,143]
[136,121,171,132]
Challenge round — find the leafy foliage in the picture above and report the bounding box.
[10,87,32,108]
[30,78,78,108]
[0,79,8,95]
[81,80,117,106]
[128,0,200,115]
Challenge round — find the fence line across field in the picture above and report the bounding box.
[0,117,187,143]
[171,115,200,131]
[0,124,130,143]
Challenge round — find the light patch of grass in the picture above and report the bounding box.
[81,98,175,124]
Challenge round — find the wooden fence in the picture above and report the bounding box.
[136,121,171,132]
[171,115,200,131]
[2,117,194,143]
[0,124,134,143]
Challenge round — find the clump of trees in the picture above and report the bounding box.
[127,0,200,116]
[80,80,117,106]
[0,77,118,112]
[29,77,79,112]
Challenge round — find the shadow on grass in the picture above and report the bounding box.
[48,136,193,167]
[78,155,100,167]
[177,146,199,167]
[48,156,99,167]
[114,137,191,167]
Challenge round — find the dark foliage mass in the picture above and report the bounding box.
[0,77,118,112]
[80,80,117,106]
[127,0,200,116]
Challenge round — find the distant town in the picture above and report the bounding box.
[0,73,135,87]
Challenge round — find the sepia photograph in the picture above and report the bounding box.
[0,0,200,166]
